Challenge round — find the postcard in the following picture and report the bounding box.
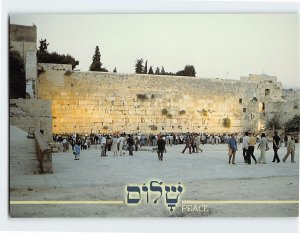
[8,13,299,219]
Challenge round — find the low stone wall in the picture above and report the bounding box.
[10,99,52,141]
[34,130,53,173]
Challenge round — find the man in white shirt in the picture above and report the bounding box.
[101,135,107,156]
[118,134,125,156]
[242,132,249,163]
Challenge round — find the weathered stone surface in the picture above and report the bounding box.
[37,64,299,134]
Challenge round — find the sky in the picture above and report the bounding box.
[9,13,299,88]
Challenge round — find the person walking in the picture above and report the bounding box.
[195,133,203,153]
[157,135,166,161]
[283,136,296,163]
[228,134,237,164]
[127,134,134,156]
[181,136,191,154]
[272,131,281,163]
[242,132,249,163]
[246,132,257,164]
[257,133,269,164]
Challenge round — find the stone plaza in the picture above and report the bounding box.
[10,126,299,217]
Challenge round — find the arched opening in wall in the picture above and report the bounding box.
[239,98,242,104]
[243,108,246,113]
[25,93,31,99]
[265,89,270,96]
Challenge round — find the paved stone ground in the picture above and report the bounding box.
[9,126,299,217]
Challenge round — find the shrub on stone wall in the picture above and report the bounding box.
[102,126,108,130]
[167,113,172,119]
[223,118,231,128]
[179,110,186,115]
[150,125,158,130]
[201,109,208,116]
[161,108,168,115]
[64,70,73,76]
[284,115,300,132]
[266,115,281,130]
[137,94,148,101]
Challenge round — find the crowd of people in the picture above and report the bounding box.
[52,131,297,164]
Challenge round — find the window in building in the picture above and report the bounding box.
[243,108,246,113]
[262,102,265,111]
[265,89,270,96]
[239,98,242,104]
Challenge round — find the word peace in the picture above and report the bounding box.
[126,180,184,211]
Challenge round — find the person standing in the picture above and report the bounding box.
[74,140,81,160]
[272,131,281,163]
[242,132,249,163]
[247,132,257,164]
[127,134,134,156]
[118,134,125,156]
[112,135,119,156]
[101,135,107,156]
[283,136,296,163]
[228,134,237,164]
[257,133,269,164]
[157,135,166,161]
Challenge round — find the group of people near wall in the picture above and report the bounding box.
[54,131,297,163]
[227,131,296,165]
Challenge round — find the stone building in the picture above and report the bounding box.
[10,24,37,99]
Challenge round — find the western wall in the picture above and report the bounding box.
[37,63,287,135]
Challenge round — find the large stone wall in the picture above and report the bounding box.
[37,64,288,134]
[10,99,52,141]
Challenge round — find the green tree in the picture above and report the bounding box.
[176,65,196,77]
[89,46,107,72]
[161,66,166,75]
[37,39,79,70]
[155,67,160,74]
[148,66,154,74]
[9,44,26,99]
[266,115,281,130]
[135,58,144,74]
[284,115,300,132]
[113,67,117,73]
[144,60,148,74]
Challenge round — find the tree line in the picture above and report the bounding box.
[135,58,196,77]
[36,39,196,76]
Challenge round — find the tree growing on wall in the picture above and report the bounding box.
[37,39,79,70]
[223,118,231,128]
[176,65,196,77]
[284,115,300,132]
[9,44,26,99]
[266,115,281,130]
[89,46,108,72]
[135,58,144,74]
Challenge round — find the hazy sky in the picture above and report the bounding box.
[9,14,299,88]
